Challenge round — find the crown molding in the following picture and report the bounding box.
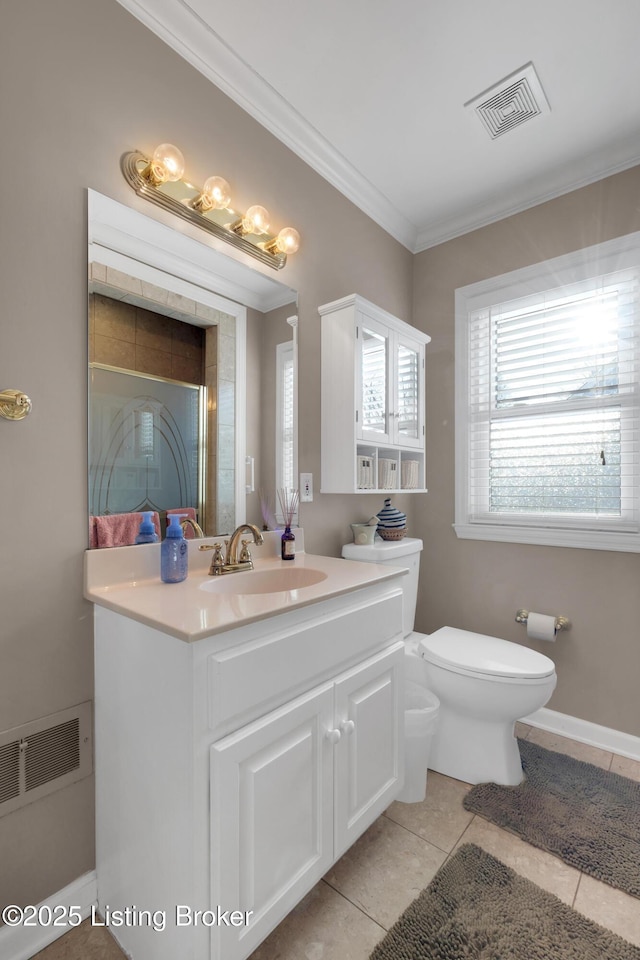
[415,150,640,252]
[115,0,418,251]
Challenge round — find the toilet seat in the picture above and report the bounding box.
[419,626,555,680]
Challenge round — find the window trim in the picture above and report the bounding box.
[454,231,640,552]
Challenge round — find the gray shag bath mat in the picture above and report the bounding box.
[369,843,640,960]
[463,738,640,898]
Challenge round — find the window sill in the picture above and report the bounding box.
[453,522,640,553]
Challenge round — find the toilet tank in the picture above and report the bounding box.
[341,538,423,638]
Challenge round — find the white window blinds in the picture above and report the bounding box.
[456,233,640,550]
[276,341,295,494]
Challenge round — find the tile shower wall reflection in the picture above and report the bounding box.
[90,292,205,381]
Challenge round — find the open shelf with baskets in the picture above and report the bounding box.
[355,446,424,493]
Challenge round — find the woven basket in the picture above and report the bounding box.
[401,459,419,489]
[378,458,398,490]
[377,528,406,541]
[356,455,375,489]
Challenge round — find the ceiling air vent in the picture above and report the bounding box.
[0,702,92,817]
[465,62,550,139]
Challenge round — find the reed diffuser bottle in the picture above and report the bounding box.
[278,488,299,561]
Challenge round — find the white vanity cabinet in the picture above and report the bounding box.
[92,573,404,960]
[320,294,431,493]
[211,643,403,960]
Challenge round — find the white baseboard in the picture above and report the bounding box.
[0,870,97,960]
[522,706,640,762]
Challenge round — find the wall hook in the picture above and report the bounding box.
[0,389,32,421]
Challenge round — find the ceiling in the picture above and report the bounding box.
[117,0,640,252]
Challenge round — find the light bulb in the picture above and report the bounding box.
[274,227,300,254]
[243,205,270,235]
[144,143,185,185]
[264,227,301,256]
[194,175,231,212]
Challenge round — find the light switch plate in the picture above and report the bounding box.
[300,473,313,502]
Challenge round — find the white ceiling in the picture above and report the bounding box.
[118,0,640,252]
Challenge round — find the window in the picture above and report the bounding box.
[276,340,296,514]
[455,232,640,551]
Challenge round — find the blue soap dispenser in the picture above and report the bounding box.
[161,514,188,583]
[135,511,158,544]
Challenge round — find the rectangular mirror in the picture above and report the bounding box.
[87,190,297,546]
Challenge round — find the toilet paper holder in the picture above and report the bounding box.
[515,609,571,632]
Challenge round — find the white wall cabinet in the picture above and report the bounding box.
[320,294,431,493]
[93,577,405,960]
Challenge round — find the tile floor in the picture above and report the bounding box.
[31,725,640,960]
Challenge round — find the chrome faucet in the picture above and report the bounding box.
[200,523,264,575]
[180,517,205,538]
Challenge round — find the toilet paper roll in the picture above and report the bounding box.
[526,611,557,642]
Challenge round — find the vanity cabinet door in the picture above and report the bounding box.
[210,682,335,960]
[333,642,405,859]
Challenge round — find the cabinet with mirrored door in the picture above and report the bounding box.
[320,294,430,493]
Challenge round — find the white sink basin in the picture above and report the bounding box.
[199,566,328,596]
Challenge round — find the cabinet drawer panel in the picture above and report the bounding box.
[208,589,402,736]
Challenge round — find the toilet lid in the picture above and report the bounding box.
[419,626,555,679]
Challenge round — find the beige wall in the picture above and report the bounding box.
[3,0,639,917]
[0,0,412,909]
[412,166,640,739]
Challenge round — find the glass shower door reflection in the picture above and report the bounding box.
[89,365,203,520]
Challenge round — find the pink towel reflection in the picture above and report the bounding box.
[89,512,161,548]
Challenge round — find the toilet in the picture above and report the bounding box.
[341,537,557,786]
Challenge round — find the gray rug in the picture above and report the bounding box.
[370,843,640,960]
[463,738,640,898]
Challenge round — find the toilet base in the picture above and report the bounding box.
[429,707,524,785]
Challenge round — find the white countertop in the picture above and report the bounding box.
[84,532,405,642]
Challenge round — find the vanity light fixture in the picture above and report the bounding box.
[122,144,300,270]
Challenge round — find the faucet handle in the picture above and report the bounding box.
[238,539,254,565]
[211,542,225,573]
[199,541,225,575]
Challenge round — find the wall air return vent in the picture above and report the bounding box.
[465,62,550,139]
[0,702,92,818]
